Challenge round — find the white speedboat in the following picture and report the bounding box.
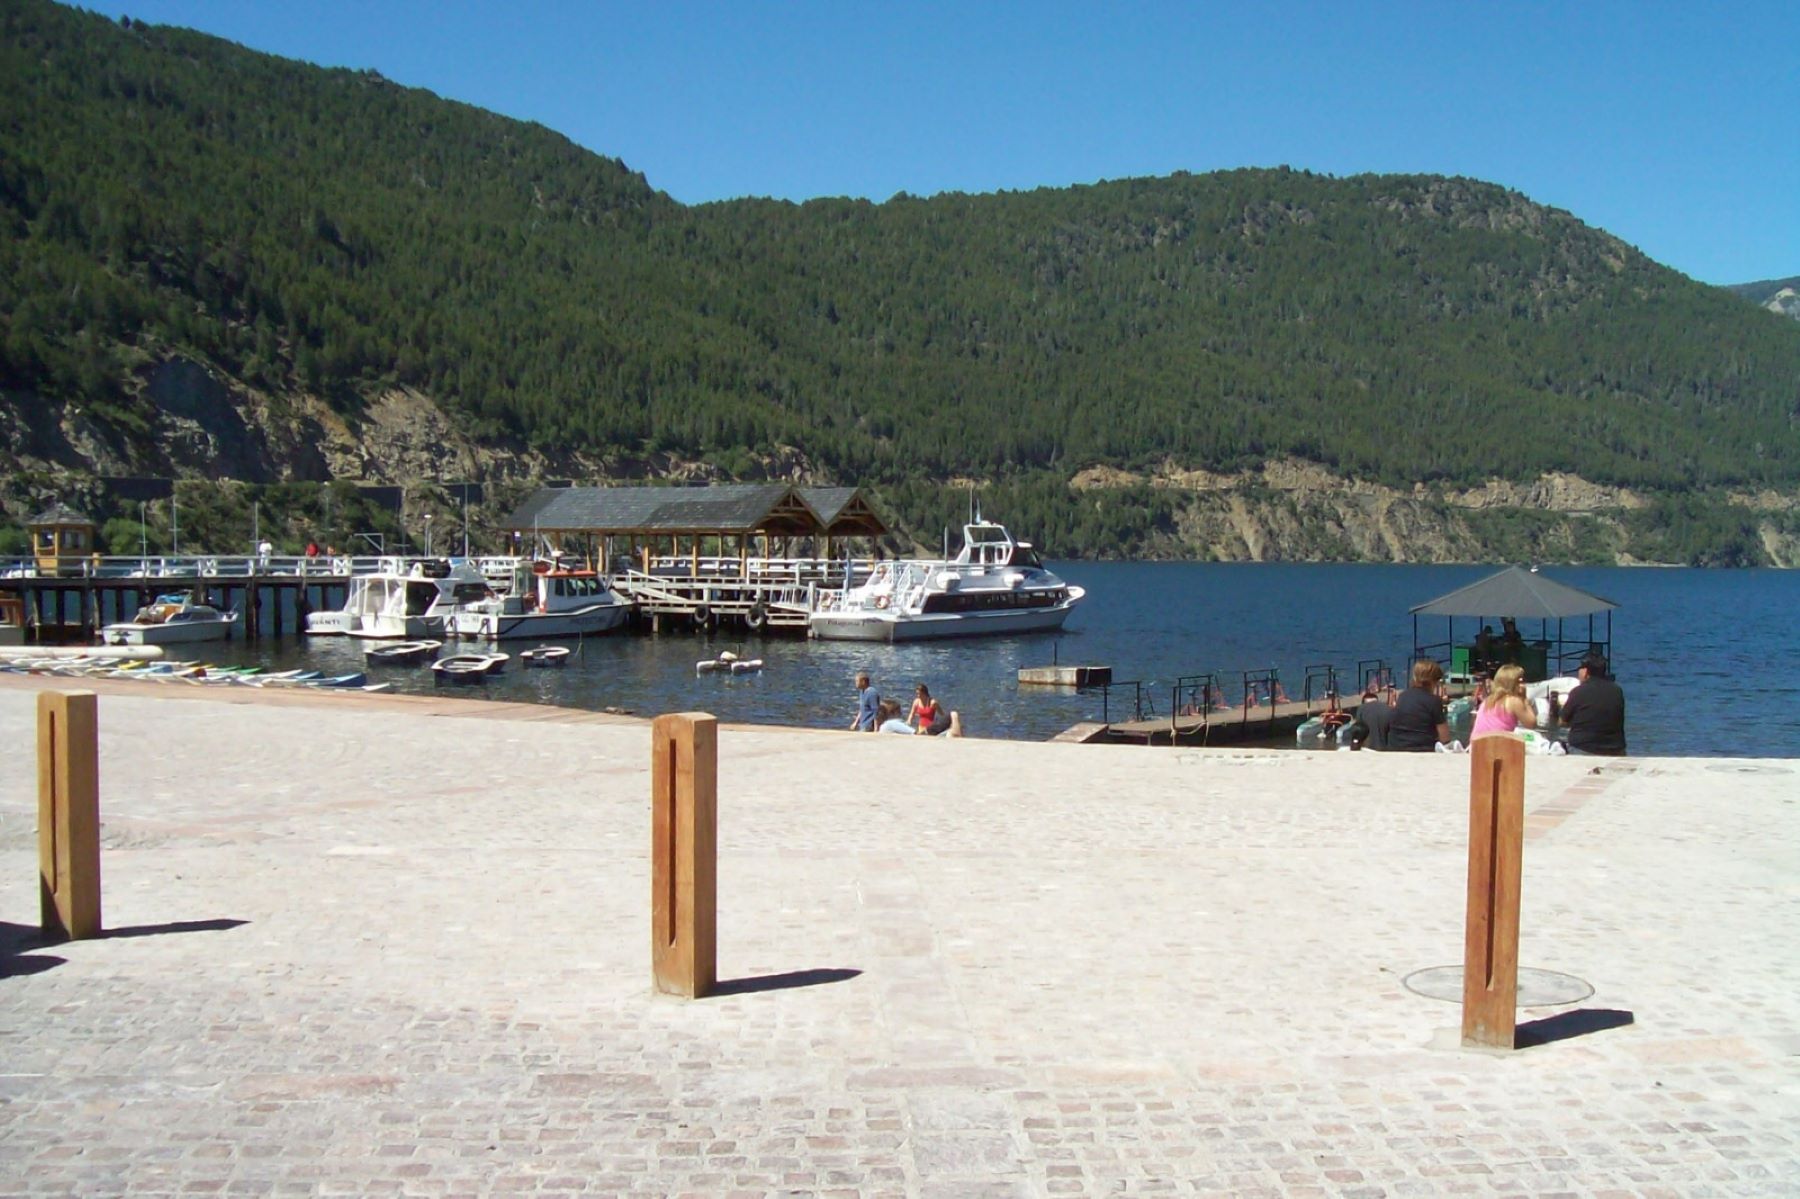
[305,559,492,639]
[448,560,631,640]
[808,521,1084,642]
[102,594,238,645]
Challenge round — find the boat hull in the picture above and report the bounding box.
[102,619,236,646]
[450,603,630,641]
[809,598,1079,642]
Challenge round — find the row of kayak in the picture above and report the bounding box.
[1,655,388,691]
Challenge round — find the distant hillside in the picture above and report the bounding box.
[1728,276,1800,320]
[4,0,1800,564]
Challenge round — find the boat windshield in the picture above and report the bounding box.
[404,580,440,615]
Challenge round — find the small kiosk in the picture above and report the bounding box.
[29,503,97,578]
[1411,566,1617,684]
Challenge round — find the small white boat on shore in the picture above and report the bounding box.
[102,594,239,646]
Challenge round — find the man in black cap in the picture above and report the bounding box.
[1560,652,1626,755]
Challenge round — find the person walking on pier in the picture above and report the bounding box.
[850,671,880,732]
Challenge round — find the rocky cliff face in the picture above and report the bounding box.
[6,354,1798,566]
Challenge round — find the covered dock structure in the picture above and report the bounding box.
[502,484,889,632]
[1411,565,1617,683]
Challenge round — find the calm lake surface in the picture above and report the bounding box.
[216,564,1800,758]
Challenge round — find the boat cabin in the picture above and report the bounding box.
[951,523,1043,570]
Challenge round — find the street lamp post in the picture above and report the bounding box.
[424,513,433,558]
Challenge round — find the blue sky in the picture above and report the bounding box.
[81,0,1796,285]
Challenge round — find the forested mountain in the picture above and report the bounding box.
[1729,277,1800,321]
[4,0,1800,564]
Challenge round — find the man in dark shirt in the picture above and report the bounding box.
[1351,686,1394,751]
[1561,653,1626,755]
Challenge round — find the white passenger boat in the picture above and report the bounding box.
[102,594,239,645]
[305,559,492,639]
[808,521,1084,642]
[448,560,631,640]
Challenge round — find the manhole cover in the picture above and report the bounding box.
[1705,764,1793,776]
[1402,966,1593,1007]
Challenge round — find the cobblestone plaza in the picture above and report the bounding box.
[3,679,1796,1195]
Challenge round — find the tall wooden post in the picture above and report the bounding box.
[38,690,101,940]
[1462,735,1525,1048]
[651,712,717,998]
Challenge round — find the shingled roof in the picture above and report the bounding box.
[29,503,93,526]
[1410,566,1618,619]
[503,484,886,538]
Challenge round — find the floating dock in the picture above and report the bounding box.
[1017,664,1111,687]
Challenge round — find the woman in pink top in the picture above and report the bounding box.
[1471,664,1537,738]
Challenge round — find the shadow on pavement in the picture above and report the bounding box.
[1517,1007,1635,1048]
[100,918,249,940]
[1,920,67,978]
[2,917,249,978]
[712,967,862,996]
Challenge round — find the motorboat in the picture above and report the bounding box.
[519,645,571,668]
[305,559,492,639]
[449,559,631,640]
[808,521,1084,641]
[364,639,442,666]
[102,594,238,645]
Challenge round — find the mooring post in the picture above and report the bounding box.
[651,712,717,998]
[38,690,101,940]
[1462,734,1525,1048]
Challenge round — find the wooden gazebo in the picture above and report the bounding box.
[503,483,889,573]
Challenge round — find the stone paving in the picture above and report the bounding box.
[1,675,1797,1196]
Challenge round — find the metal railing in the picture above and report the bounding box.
[2,553,526,581]
[1097,680,1150,723]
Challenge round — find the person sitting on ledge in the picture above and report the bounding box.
[1388,659,1452,752]
[1561,652,1627,756]
[876,699,916,735]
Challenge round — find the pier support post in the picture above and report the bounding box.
[1462,734,1525,1049]
[38,690,101,941]
[650,712,717,998]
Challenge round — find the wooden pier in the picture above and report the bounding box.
[0,554,368,643]
[0,552,862,643]
[610,556,865,634]
[1105,695,1335,747]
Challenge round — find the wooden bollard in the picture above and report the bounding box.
[1462,734,1525,1048]
[38,690,102,940]
[650,712,716,998]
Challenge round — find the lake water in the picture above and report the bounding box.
[215,564,1800,757]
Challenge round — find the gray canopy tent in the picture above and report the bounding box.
[1410,566,1618,682]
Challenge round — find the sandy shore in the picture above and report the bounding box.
[2,675,1796,1195]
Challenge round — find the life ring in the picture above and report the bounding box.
[744,601,768,631]
[874,595,890,610]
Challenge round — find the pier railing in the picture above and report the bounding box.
[1,553,527,580]
[1097,680,1150,724]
